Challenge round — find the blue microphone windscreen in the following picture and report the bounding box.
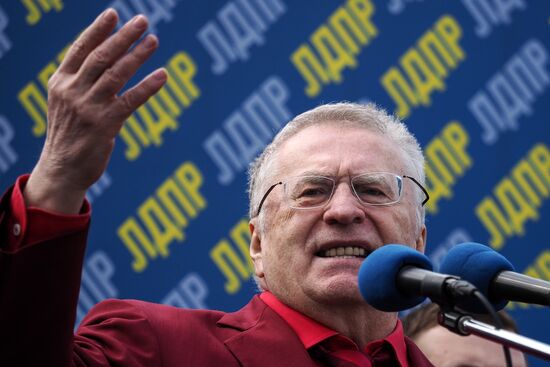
[440,242,514,311]
[358,244,432,312]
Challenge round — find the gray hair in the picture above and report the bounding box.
[247,102,426,225]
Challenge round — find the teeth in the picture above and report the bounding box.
[321,246,366,258]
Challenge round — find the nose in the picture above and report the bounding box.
[322,183,366,225]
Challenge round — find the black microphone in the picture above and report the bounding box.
[440,242,550,309]
[358,244,478,312]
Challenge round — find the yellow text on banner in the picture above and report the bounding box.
[424,121,472,215]
[117,161,207,273]
[476,143,550,250]
[291,0,378,98]
[381,14,465,119]
[22,0,63,26]
[210,218,253,295]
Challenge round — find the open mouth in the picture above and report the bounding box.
[316,246,369,258]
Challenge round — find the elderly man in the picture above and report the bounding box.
[0,9,433,367]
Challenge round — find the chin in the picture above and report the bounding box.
[309,278,365,305]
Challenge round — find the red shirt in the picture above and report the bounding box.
[261,291,409,367]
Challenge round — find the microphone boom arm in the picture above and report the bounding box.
[439,310,550,361]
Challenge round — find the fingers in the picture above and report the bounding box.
[115,68,167,119]
[77,14,149,87]
[91,34,159,98]
[59,8,118,74]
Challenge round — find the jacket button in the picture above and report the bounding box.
[13,223,21,236]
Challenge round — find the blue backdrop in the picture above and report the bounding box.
[1,1,548,365]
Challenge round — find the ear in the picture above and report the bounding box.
[249,218,265,279]
[415,224,427,253]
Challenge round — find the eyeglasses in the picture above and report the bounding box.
[255,172,429,216]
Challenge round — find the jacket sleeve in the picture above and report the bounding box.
[72,299,161,367]
[0,176,91,366]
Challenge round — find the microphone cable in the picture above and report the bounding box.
[459,289,513,367]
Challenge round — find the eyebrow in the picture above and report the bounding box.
[294,170,333,177]
[353,174,386,183]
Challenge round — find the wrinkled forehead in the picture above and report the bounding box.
[272,123,411,178]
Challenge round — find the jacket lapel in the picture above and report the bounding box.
[218,295,317,367]
[404,337,435,367]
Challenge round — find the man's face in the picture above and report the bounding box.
[250,123,427,310]
[414,325,527,367]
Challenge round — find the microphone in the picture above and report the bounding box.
[358,244,478,312]
[440,242,550,309]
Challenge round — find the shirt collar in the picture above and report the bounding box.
[365,318,409,367]
[260,291,337,348]
[260,291,409,367]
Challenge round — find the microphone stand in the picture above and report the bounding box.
[438,310,550,361]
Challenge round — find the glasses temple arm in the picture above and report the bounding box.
[403,175,430,206]
[255,182,283,216]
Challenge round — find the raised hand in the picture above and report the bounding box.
[24,9,167,214]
